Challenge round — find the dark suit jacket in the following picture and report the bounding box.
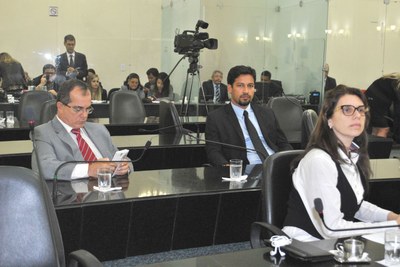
[55,52,88,80]
[199,80,229,103]
[324,76,337,92]
[205,103,292,165]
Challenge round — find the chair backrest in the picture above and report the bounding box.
[108,88,120,99]
[39,99,57,125]
[109,90,146,124]
[0,166,65,266]
[301,109,318,148]
[18,91,54,127]
[267,96,303,145]
[262,150,304,228]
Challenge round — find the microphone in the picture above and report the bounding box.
[314,198,399,232]
[52,141,151,200]
[138,124,187,134]
[184,131,268,161]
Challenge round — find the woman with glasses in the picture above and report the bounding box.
[282,85,400,241]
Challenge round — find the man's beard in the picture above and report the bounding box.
[238,94,251,106]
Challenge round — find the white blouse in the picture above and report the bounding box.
[282,148,396,241]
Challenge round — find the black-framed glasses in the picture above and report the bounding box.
[336,105,368,116]
[62,102,94,114]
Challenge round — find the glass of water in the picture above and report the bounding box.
[229,159,243,179]
[6,111,14,124]
[385,230,400,265]
[97,167,112,191]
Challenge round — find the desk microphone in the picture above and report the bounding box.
[52,140,151,200]
[184,131,268,162]
[138,124,186,134]
[314,198,399,232]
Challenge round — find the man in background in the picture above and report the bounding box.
[55,34,88,80]
[199,70,229,103]
[32,64,66,96]
[205,65,291,166]
[323,63,337,92]
[256,70,283,103]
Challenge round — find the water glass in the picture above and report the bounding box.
[97,167,112,190]
[6,111,14,124]
[229,159,243,179]
[385,230,400,265]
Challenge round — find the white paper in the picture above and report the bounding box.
[222,175,248,182]
[93,186,122,192]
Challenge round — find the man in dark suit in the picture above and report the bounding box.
[32,79,132,180]
[205,65,292,166]
[323,63,337,92]
[55,34,88,80]
[256,70,283,103]
[199,70,229,103]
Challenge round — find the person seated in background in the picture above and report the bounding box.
[283,85,400,241]
[205,65,292,166]
[120,73,145,100]
[87,73,107,101]
[0,52,27,98]
[323,63,337,92]
[199,70,229,103]
[32,64,66,96]
[144,67,159,98]
[149,72,174,101]
[256,70,283,103]
[365,73,400,141]
[55,34,88,80]
[32,79,132,180]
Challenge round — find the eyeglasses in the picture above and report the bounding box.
[62,102,94,114]
[336,105,368,116]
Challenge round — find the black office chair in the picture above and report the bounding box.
[18,91,54,127]
[267,97,303,146]
[0,166,103,267]
[109,90,146,124]
[250,150,304,248]
[301,109,318,149]
[107,88,120,100]
[39,99,57,125]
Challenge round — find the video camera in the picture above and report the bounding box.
[174,20,218,55]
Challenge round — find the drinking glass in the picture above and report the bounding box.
[229,159,243,179]
[97,167,112,190]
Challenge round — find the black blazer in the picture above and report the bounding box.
[205,103,292,165]
[199,80,229,103]
[324,76,337,92]
[55,52,88,80]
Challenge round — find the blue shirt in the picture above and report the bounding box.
[231,103,275,164]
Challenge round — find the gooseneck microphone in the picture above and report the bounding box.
[184,131,268,160]
[314,198,399,232]
[52,141,152,200]
[138,124,187,134]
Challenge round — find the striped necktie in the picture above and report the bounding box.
[71,128,97,161]
[215,84,220,103]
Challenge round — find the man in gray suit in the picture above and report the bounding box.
[32,79,131,180]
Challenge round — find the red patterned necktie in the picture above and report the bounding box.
[71,128,97,161]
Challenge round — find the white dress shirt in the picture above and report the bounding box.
[282,148,395,241]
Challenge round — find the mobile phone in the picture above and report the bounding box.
[112,149,129,176]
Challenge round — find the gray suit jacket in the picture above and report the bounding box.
[32,117,119,180]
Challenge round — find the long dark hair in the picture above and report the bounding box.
[124,73,143,90]
[157,72,170,97]
[292,85,371,180]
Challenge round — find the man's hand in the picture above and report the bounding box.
[87,158,117,178]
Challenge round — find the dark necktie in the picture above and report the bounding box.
[215,84,220,103]
[243,110,269,161]
[69,54,74,67]
[71,128,97,161]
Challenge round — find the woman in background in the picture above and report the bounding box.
[0,52,26,96]
[151,72,173,101]
[365,73,400,141]
[87,73,107,101]
[120,73,145,100]
[283,85,400,241]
